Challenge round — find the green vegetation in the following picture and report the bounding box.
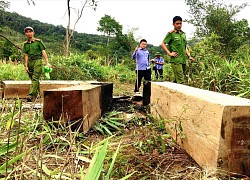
[0,0,250,179]
[0,9,162,62]
[0,99,137,179]
[185,0,250,56]
[0,61,28,81]
[187,33,250,98]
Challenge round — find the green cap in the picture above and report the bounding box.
[155,52,161,56]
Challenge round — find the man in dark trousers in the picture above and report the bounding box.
[151,52,164,80]
[23,26,51,102]
[132,39,151,94]
[161,16,194,84]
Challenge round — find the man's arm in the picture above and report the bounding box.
[161,42,170,56]
[156,61,164,65]
[42,50,51,66]
[132,46,138,60]
[161,42,178,57]
[132,51,136,60]
[25,54,29,72]
[185,49,194,63]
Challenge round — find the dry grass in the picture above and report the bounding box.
[0,88,247,179]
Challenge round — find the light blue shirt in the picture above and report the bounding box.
[153,57,164,69]
[132,48,150,70]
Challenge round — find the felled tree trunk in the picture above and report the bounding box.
[151,82,250,176]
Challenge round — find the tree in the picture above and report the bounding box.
[205,7,250,55]
[97,14,122,65]
[26,0,35,5]
[65,0,97,56]
[185,0,250,55]
[185,0,247,36]
[0,40,19,61]
[0,0,9,10]
[97,15,122,46]
[110,30,137,65]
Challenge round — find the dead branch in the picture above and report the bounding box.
[26,0,35,5]
[69,1,88,40]
[0,34,22,50]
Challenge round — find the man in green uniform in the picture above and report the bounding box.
[161,16,194,84]
[23,26,51,101]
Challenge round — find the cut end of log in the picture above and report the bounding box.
[151,82,250,177]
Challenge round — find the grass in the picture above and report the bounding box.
[0,61,29,81]
[186,33,250,98]
[0,97,190,179]
[0,96,242,179]
[0,98,135,179]
[2,42,250,99]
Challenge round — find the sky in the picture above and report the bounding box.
[8,0,250,46]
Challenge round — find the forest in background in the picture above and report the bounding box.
[0,9,163,64]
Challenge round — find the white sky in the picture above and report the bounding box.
[8,0,250,46]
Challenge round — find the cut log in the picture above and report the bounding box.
[43,82,113,132]
[0,88,3,99]
[43,84,102,132]
[2,80,89,98]
[151,82,250,176]
[0,81,4,98]
[89,82,113,114]
[142,81,151,106]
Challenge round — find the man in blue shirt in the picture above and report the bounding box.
[151,52,164,80]
[132,39,151,93]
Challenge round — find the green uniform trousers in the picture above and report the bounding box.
[171,63,186,84]
[28,59,42,98]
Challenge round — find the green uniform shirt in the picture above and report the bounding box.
[163,30,187,64]
[22,39,46,60]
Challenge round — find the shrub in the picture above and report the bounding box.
[187,34,250,98]
[0,61,29,81]
[49,54,135,83]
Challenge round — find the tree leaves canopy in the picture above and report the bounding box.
[185,0,250,55]
[97,14,122,37]
[0,0,9,10]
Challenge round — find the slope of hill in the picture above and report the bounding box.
[0,9,164,62]
[0,9,107,55]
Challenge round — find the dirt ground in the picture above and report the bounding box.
[83,93,204,179]
[116,101,203,179]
